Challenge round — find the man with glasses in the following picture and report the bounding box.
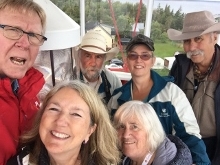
[168,10,220,164]
[108,34,210,165]
[0,0,47,164]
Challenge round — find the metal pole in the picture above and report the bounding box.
[144,0,154,37]
[80,0,85,38]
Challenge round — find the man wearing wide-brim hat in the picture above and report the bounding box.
[167,10,220,164]
[73,30,122,104]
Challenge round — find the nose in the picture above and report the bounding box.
[136,55,142,62]
[89,55,97,66]
[188,40,197,51]
[55,112,68,127]
[122,128,131,137]
[15,34,30,49]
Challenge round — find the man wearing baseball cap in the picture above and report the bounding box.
[168,10,220,164]
[73,30,122,104]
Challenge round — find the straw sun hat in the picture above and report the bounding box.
[78,30,119,61]
[167,10,220,41]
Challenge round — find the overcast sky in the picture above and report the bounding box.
[116,0,220,15]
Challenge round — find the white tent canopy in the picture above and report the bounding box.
[34,0,80,51]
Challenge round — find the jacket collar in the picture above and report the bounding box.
[117,70,169,104]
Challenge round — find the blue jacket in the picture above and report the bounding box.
[108,70,210,165]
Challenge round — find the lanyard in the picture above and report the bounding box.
[142,152,153,165]
[123,152,153,165]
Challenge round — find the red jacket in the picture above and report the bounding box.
[0,67,45,165]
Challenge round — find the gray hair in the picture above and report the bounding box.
[113,100,166,153]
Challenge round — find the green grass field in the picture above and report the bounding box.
[153,68,170,76]
[154,42,183,58]
[153,42,182,76]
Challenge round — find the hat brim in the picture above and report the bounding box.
[80,46,119,61]
[167,23,220,40]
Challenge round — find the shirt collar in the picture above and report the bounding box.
[11,79,19,94]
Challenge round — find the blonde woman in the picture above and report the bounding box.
[7,80,121,165]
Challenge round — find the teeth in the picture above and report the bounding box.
[124,141,134,144]
[10,57,25,65]
[12,60,24,65]
[135,65,143,69]
[51,131,70,139]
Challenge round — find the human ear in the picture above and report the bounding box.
[84,124,97,143]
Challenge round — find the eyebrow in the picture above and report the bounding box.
[129,122,138,125]
[10,24,41,34]
[47,102,59,107]
[47,102,84,111]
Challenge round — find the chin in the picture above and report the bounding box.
[8,72,26,79]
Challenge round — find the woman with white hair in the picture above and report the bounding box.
[113,100,192,165]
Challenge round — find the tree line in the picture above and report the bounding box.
[51,0,185,42]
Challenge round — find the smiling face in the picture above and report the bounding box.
[126,44,155,78]
[39,87,96,159]
[117,116,149,162]
[0,7,43,79]
[183,33,217,66]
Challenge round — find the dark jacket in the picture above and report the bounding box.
[169,44,220,165]
[7,145,95,165]
[122,135,192,165]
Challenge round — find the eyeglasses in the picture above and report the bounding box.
[127,53,153,61]
[0,24,47,46]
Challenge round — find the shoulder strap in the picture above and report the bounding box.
[100,71,111,104]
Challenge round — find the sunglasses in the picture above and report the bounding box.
[127,54,153,61]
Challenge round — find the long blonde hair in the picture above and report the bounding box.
[21,80,121,165]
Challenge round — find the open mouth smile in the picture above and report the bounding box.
[51,130,70,139]
[10,57,26,65]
